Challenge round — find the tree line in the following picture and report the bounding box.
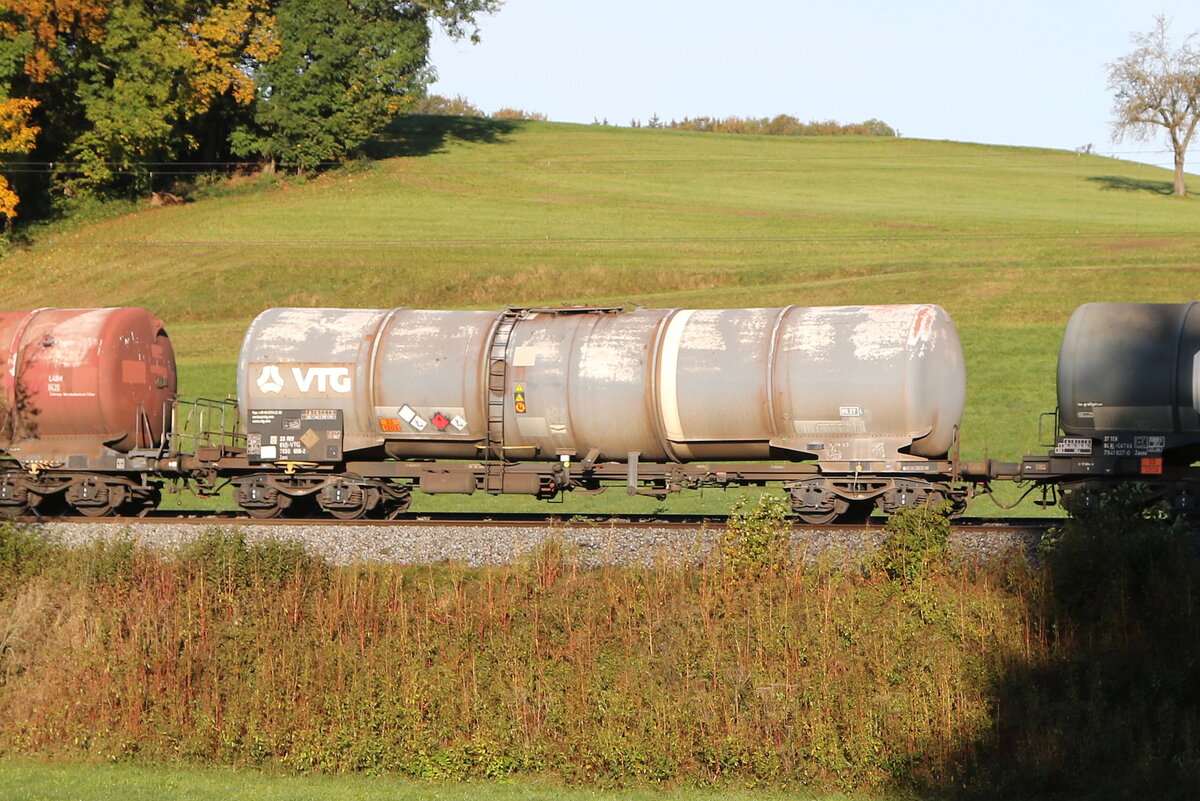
[664,115,896,136]
[0,0,498,222]
[416,99,894,136]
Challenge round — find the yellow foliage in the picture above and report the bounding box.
[0,0,109,81]
[182,0,278,109]
[0,97,39,153]
[0,174,19,220]
[492,108,548,121]
[0,97,39,221]
[0,0,279,111]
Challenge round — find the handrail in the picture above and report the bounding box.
[170,397,245,455]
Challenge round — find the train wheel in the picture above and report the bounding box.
[0,475,33,518]
[235,477,292,519]
[329,489,382,520]
[795,498,849,525]
[922,489,956,513]
[244,501,287,519]
[67,479,126,517]
[0,502,28,519]
[244,491,297,519]
[319,479,379,520]
[368,500,410,519]
[74,499,121,517]
[366,485,413,519]
[121,487,162,518]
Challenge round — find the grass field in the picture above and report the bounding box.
[0,759,866,801]
[3,118,1198,513]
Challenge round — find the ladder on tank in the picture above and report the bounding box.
[484,309,523,494]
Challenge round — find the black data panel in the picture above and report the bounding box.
[246,409,343,463]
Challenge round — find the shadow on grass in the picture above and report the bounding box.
[363,114,521,159]
[912,498,1200,800]
[1087,174,1181,196]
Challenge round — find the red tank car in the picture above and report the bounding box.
[0,308,176,516]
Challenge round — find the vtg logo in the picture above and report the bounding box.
[257,365,285,394]
[256,365,352,395]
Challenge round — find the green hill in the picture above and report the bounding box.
[4,117,1198,503]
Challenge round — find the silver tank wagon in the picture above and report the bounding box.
[234,304,967,521]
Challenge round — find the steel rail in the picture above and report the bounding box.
[7,510,1059,532]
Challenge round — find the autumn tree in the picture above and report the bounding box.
[0,0,107,210]
[61,2,274,191]
[233,0,498,172]
[0,0,277,196]
[1108,15,1200,197]
[0,96,38,223]
[0,0,499,205]
[0,0,109,83]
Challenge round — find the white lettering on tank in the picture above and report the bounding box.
[291,366,351,394]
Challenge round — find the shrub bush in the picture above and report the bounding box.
[876,502,951,585]
[719,493,791,578]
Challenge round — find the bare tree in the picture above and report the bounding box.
[1107,16,1200,197]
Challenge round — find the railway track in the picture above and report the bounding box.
[6,510,1059,533]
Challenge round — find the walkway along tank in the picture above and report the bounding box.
[234,304,969,521]
[0,307,177,516]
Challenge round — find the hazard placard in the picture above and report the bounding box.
[514,383,527,414]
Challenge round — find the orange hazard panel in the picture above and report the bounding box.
[1141,457,1163,475]
[379,417,401,432]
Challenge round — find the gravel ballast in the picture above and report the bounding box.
[26,520,1047,568]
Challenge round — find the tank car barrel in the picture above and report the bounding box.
[0,307,178,517]
[228,303,970,521]
[237,304,966,467]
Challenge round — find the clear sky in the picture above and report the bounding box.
[430,0,1200,169]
